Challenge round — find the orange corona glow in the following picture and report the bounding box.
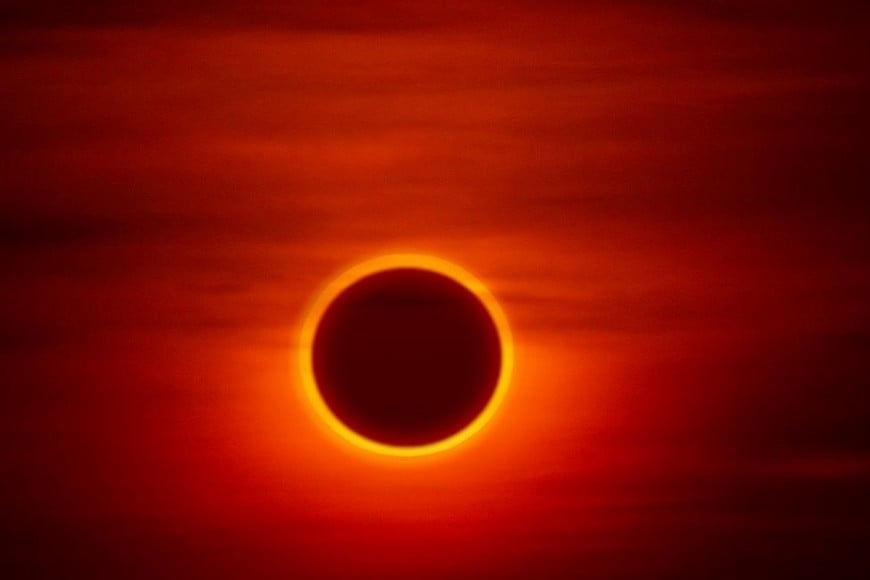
[297,254,514,457]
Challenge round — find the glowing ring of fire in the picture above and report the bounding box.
[298,254,514,457]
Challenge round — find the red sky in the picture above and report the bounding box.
[2,2,869,578]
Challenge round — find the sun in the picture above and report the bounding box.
[298,253,514,457]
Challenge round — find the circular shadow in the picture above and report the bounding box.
[311,267,502,447]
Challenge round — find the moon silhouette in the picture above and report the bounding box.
[299,254,513,457]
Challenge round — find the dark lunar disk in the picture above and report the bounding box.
[312,268,501,446]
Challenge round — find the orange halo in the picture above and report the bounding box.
[298,254,514,457]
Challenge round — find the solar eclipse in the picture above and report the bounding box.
[299,255,513,457]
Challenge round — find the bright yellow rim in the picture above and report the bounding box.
[298,254,514,457]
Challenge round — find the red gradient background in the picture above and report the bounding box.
[2,2,869,578]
